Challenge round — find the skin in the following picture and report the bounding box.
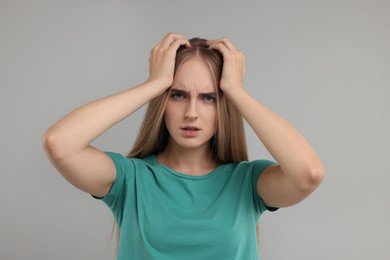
[157,57,218,175]
[43,32,324,208]
[207,38,324,207]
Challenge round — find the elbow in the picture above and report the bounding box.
[42,128,68,160]
[299,162,325,193]
[308,163,325,188]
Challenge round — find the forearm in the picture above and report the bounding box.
[225,88,323,180]
[44,80,167,158]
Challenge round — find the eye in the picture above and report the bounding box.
[171,93,185,100]
[202,95,216,103]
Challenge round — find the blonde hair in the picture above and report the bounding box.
[112,37,261,254]
[127,37,248,162]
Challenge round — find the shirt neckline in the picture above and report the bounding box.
[147,155,224,180]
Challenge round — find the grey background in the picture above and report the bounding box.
[1,0,389,259]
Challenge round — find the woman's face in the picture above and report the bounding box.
[164,57,217,152]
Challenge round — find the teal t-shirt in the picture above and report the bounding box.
[95,152,276,260]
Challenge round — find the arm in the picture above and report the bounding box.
[208,38,324,208]
[43,33,190,197]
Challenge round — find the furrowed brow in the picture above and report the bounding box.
[170,88,188,94]
[200,92,216,96]
[171,88,216,96]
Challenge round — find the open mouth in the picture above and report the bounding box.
[181,127,200,131]
[181,126,201,137]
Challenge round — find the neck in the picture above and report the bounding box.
[156,142,218,176]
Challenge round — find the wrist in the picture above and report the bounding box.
[221,84,245,99]
[143,78,171,95]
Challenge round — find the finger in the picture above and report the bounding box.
[167,38,191,52]
[208,38,236,51]
[160,33,190,50]
[208,41,231,57]
[152,33,184,50]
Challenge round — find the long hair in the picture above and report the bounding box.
[127,37,248,162]
[112,37,259,254]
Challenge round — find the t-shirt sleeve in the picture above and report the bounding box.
[250,159,279,214]
[92,151,134,226]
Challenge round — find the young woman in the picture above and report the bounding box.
[43,32,324,259]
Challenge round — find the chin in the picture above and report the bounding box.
[174,139,210,151]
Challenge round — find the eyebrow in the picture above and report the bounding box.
[170,88,216,96]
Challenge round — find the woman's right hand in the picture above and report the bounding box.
[146,32,191,89]
[43,33,190,198]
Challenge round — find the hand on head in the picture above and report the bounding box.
[147,33,245,95]
[207,38,245,93]
[146,33,191,89]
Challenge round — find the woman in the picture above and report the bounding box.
[43,33,324,259]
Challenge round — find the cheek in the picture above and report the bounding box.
[211,110,217,124]
[211,106,218,132]
[163,106,172,127]
[204,106,217,128]
[164,103,180,126]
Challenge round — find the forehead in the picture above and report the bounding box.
[172,57,215,92]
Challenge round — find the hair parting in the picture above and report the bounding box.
[112,37,255,256]
[127,37,248,162]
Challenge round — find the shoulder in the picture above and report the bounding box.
[248,159,277,173]
[216,159,276,184]
[105,152,156,173]
[227,159,276,174]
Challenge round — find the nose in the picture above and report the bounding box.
[184,98,198,121]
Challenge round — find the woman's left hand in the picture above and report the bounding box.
[208,38,245,94]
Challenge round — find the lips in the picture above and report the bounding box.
[181,126,200,131]
[180,126,201,137]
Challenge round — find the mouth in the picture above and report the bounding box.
[180,126,201,137]
[181,126,201,131]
